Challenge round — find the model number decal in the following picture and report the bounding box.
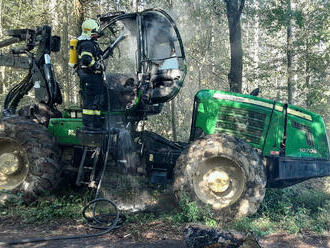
[300,148,318,154]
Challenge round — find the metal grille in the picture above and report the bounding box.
[215,106,266,146]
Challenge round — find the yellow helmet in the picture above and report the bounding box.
[81,19,99,37]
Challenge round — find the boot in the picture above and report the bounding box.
[92,115,104,130]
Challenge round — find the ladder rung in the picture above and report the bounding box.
[83,167,93,170]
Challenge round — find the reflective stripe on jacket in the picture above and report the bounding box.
[82,109,101,116]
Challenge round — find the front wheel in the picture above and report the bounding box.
[0,116,62,201]
[173,134,266,219]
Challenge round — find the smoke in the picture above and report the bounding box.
[100,128,175,212]
[105,11,185,81]
[116,128,136,173]
[104,19,137,76]
[144,16,173,60]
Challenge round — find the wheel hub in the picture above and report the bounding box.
[206,170,230,193]
[193,156,246,209]
[0,153,20,175]
[0,138,28,191]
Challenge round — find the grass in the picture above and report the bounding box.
[228,182,330,236]
[162,193,218,228]
[0,188,93,224]
[0,179,329,238]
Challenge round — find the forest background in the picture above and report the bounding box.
[0,0,328,141]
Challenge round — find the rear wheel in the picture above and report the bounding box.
[173,134,266,219]
[0,116,62,201]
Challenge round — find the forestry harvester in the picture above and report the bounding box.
[0,9,329,219]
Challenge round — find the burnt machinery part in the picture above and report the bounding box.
[17,102,62,127]
[0,37,21,49]
[0,25,62,117]
[173,134,266,220]
[0,116,62,201]
[2,72,33,116]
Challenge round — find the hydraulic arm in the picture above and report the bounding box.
[0,25,62,116]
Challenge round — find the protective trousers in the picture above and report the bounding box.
[78,71,104,130]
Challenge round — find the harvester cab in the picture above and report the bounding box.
[97,9,186,116]
[50,9,187,186]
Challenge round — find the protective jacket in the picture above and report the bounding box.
[77,37,104,130]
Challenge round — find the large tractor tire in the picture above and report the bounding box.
[0,116,62,201]
[173,134,266,220]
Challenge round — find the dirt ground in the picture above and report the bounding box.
[0,217,329,248]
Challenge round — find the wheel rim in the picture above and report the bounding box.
[193,156,246,209]
[0,138,29,190]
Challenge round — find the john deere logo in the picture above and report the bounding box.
[68,129,76,136]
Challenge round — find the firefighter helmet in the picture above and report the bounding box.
[81,19,99,37]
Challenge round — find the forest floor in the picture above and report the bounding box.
[0,216,329,247]
[0,178,329,248]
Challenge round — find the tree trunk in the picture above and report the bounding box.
[224,0,245,93]
[286,0,293,104]
[305,40,312,107]
[61,0,70,104]
[50,0,58,28]
[75,0,85,36]
[253,0,260,88]
[131,0,138,12]
[0,0,5,95]
[75,0,85,106]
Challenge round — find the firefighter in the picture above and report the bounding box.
[77,19,105,131]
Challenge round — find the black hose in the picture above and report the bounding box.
[4,148,120,246]
[4,198,119,246]
[82,198,119,230]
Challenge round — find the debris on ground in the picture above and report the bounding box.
[184,224,261,248]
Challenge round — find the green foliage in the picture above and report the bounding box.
[0,189,93,224]
[230,216,275,237]
[229,184,330,236]
[262,0,304,31]
[169,193,217,228]
[1,182,329,238]
[126,212,157,224]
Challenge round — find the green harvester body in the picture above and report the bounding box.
[190,89,330,186]
[191,89,329,160]
[48,88,330,186]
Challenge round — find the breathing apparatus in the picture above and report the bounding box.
[69,39,78,67]
[69,19,101,67]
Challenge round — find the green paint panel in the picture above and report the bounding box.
[262,103,285,156]
[285,105,330,159]
[48,118,83,145]
[193,90,330,160]
[194,90,275,152]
